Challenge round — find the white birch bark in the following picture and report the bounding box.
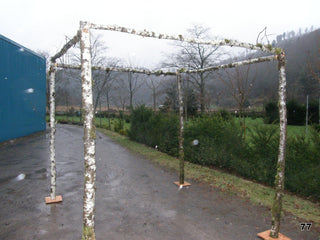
[270,52,287,238]
[90,23,279,54]
[51,31,81,62]
[186,55,276,73]
[80,21,96,240]
[49,62,56,199]
[56,63,177,76]
[177,72,185,185]
[56,55,275,76]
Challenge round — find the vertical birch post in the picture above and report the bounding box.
[45,62,62,204]
[270,51,288,239]
[177,72,184,185]
[174,71,190,187]
[80,21,96,240]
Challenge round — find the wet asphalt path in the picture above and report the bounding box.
[0,124,318,240]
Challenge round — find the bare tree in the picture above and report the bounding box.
[70,33,117,113]
[126,71,144,110]
[218,60,256,140]
[93,58,121,113]
[113,77,128,112]
[146,75,162,111]
[164,24,224,113]
[37,50,52,109]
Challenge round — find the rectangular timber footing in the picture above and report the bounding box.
[258,230,291,240]
[174,181,191,187]
[45,195,63,204]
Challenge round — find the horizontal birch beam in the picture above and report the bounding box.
[89,23,281,54]
[51,31,81,62]
[56,55,276,76]
[56,63,177,76]
[185,55,276,74]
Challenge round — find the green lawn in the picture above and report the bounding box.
[237,117,311,139]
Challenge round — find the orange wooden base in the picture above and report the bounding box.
[174,181,191,187]
[258,230,291,240]
[45,195,63,204]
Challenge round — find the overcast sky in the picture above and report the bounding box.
[1,0,319,68]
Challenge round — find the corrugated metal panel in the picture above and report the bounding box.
[0,34,46,142]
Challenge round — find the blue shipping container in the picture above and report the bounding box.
[0,34,46,142]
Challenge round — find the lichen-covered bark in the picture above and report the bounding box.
[49,62,56,199]
[177,72,185,185]
[56,55,275,77]
[56,63,177,76]
[90,23,278,54]
[187,55,276,73]
[270,52,287,239]
[80,21,96,240]
[51,31,81,62]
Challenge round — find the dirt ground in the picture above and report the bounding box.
[0,124,319,240]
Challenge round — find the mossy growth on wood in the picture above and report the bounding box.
[82,226,95,240]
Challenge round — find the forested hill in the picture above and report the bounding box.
[249,29,320,105]
[277,28,320,101]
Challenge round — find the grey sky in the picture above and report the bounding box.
[1,0,319,68]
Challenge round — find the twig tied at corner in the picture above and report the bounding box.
[276,51,286,70]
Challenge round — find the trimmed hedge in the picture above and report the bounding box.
[265,99,319,125]
[129,105,179,156]
[129,105,320,200]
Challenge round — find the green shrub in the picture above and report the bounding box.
[285,129,320,199]
[246,124,279,185]
[287,99,305,125]
[309,100,319,124]
[129,105,179,156]
[129,105,153,144]
[216,109,232,121]
[114,118,124,133]
[184,115,243,169]
[264,101,279,124]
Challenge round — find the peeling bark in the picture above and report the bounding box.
[90,23,278,54]
[49,62,56,199]
[270,52,287,239]
[80,21,96,240]
[177,72,185,185]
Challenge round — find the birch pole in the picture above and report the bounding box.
[80,21,96,240]
[270,51,287,239]
[49,62,56,199]
[177,71,185,185]
[45,62,63,203]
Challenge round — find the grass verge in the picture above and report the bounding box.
[98,128,320,226]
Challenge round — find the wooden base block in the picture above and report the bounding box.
[45,195,63,204]
[174,181,191,187]
[258,230,291,240]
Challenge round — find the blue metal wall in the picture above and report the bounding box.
[0,34,46,142]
